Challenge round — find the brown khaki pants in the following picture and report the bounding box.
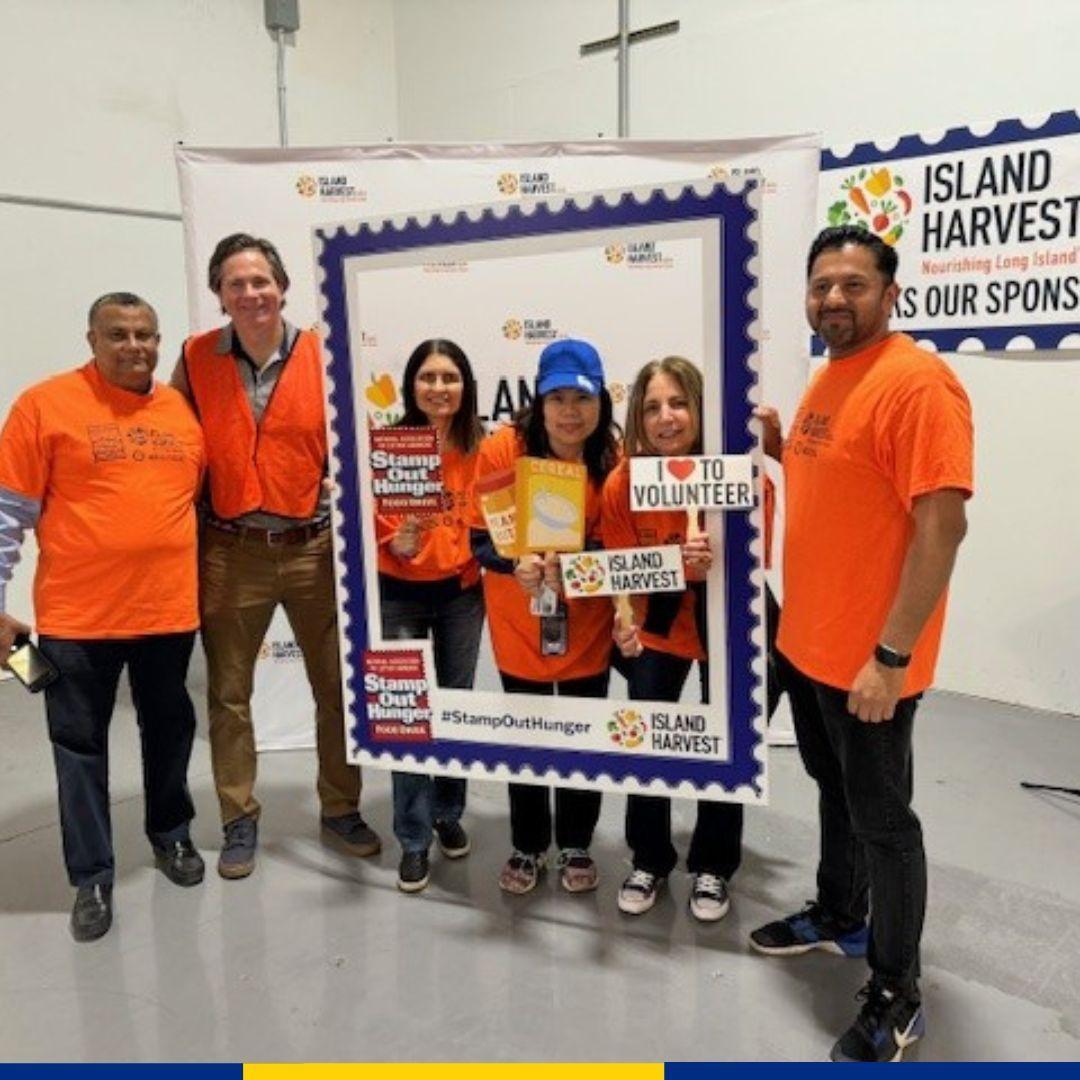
[200,525,360,825]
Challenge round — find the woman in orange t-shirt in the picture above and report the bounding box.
[603,357,743,923]
[376,338,486,893]
[471,339,619,897]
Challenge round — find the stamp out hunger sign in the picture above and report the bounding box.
[364,649,432,741]
[629,454,755,512]
[369,426,443,513]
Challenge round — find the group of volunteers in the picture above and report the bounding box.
[0,223,973,1064]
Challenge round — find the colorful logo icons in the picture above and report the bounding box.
[608,708,647,750]
[827,166,913,246]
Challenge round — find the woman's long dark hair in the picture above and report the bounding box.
[395,338,485,454]
[513,389,620,484]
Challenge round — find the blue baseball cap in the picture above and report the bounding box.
[536,338,605,397]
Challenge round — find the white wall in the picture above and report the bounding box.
[2,0,1078,716]
[392,0,1080,716]
[0,0,398,619]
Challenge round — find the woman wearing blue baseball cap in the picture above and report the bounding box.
[470,338,620,895]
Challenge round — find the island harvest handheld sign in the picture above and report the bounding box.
[317,178,767,802]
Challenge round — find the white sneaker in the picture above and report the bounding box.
[618,868,664,914]
[689,873,730,922]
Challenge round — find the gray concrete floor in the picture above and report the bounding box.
[1,671,1078,1063]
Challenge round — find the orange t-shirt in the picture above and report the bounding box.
[0,362,204,638]
[600,460,704,662]
[472,424,612,682]
[777,333,973,694]
[377,444,480,587]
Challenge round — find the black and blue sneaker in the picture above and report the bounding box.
[830,980,926,1062]
[749,901,869,957]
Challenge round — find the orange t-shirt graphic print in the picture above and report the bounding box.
[0,363,204,638]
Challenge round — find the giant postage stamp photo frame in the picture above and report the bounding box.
[316,180,766,802]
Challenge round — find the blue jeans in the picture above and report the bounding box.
[778,649,925,993]
[39,633,197,887]
[625,648,743,879]
[380,577,484,853]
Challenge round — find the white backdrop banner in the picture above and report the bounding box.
[176,139,820,752]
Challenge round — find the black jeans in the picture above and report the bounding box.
[778,649,925,993]
[500,670,608,854]
[39,632,198,887]
[625,648,743,879]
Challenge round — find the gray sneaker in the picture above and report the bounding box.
[218,816,257,880]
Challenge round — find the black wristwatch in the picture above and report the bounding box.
[874,643,911,669]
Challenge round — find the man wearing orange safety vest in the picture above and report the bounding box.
[173,233,380,879]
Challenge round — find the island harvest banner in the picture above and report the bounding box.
[177,139,818,752]
[317,180,766,801]
[818,110,1080,353]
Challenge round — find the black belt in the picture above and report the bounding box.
[208,517,331,545]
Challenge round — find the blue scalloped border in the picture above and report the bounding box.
[317,182,762,794]
[821,110,1080,170]
[817,111,1080,354]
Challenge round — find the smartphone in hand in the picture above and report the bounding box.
[6,633,60,693]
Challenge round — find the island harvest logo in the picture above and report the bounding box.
[826,165,914,246]
[294,172,367,203]
[562,553,606,597]
[609,707,647,750]
[603,238,673,269]
[502,316,557,343]
[495,171,563,197]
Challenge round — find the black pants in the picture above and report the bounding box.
[500,670,608,854]
[778,649,925,993]
[625,649,743,879]
[39,633,198,887]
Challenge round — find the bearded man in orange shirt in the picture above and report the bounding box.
[0,294,206,943]
[751,227,973,1062]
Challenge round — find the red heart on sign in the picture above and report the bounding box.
[667,458,695,481]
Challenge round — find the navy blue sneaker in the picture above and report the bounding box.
[749,901,868,957]
[831,980,926,1062]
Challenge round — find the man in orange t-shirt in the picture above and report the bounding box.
[750,227,973,1063]
[0,294,205,943]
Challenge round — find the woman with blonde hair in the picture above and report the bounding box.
[602,356,743,921]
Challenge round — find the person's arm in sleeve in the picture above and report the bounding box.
[0,487,40,656]
[0,398,47,656]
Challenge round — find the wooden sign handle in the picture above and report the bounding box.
[614,593,634,627]
[686,507,705,542]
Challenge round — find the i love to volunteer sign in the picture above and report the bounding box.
[629,455,755,512]
[818,110,1080,352]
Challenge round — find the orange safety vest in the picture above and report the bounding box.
[182,326,326,520]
